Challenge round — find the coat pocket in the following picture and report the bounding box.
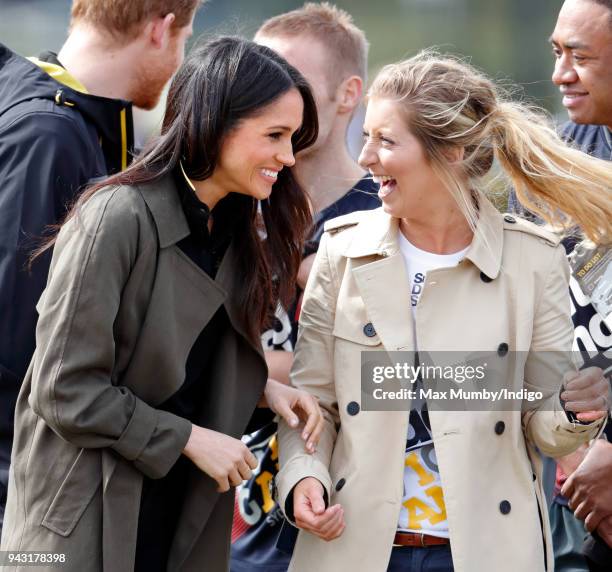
[41,448,102,537]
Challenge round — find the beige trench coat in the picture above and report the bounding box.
[0,176,267,571]
[277,199,605,572]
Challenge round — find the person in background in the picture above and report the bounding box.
[0,37,324,571]
[547,1,612,570]
[277,51,611,572]
[230,4,379,571]
[0,0,201,530]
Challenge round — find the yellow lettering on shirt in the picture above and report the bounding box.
[403,497,440,529]
[425,486,447,524]
[255,471,275,513]
[405,451,435,486]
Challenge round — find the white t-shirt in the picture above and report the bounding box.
[397,231,468,537]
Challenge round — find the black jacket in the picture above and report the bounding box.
[0,43,134,472]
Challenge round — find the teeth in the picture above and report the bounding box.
[372,174,395,184]
[262,169,278,179]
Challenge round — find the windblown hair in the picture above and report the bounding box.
[368,50,612,244]
[33,36,318,342]
[70,0,202,39]
[256,2,369,92]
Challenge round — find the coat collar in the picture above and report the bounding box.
[344,196,504,279]
[137,174,191,248]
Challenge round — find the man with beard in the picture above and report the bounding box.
[230,4,379,572]
[0,0,199,530]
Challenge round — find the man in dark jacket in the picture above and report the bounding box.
[547,1,612,571]
[0,0,199,529]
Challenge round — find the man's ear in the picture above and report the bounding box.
[337,75,363,114]
[147,13,176,49]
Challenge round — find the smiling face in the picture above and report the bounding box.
[209,88,304,200]
[551,0,612,127]
[358,97,449,218]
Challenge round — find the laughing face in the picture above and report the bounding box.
[551,0,612,128]
[358,97,447,218]
[208,88,304,201]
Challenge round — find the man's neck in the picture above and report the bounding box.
[295,133,365,214]
[58,25,138,101]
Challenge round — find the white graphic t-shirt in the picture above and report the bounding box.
[397,232,468,537]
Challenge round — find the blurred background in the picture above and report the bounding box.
[0,0,565,149]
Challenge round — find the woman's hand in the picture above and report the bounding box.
[293,477,345,541]
[260,378,324,453]
[561,367,610,422]
[182,425,258,493]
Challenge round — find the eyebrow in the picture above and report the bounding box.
[267,125,294,131]
[549,36,591,50]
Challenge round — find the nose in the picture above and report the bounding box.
[358,139,376,170]
[277,143,296,168]
[552,53,578,86]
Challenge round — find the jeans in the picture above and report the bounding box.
[387,545,454,572]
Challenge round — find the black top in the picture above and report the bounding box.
[135,169,234,571]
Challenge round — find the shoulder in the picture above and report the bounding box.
[58,184,153,251]
[83,184,150,226]
[501,213,561,248]
[323,209,374,235]
[0,104,95,153]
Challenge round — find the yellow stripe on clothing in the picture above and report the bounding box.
[27,57,89,94]
[120,109,127,171]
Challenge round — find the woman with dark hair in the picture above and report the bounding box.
[0,37,322,572]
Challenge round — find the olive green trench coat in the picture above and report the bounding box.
[0,176,267,571]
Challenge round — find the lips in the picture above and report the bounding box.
[561,90,589,109]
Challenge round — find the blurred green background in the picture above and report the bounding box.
[0,0,566,150]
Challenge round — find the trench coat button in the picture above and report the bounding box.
[363,323,377,337]
[499,500,511,514]
[335,478,346,491]
[347,401,360,416]
[503,215,516,224]
[497,342,509,357]
[480,271,493,283]
[494,421,505,435]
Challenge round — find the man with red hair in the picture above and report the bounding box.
[0,0,200,530]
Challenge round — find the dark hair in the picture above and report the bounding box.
[35,36,318,342]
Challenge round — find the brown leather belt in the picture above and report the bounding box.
[394,532,450,547]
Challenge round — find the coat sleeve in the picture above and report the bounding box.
[28,188,192,480]
[276,232,340,524]
[522,243,605,457]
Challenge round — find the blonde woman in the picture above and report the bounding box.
[276,52,612,572]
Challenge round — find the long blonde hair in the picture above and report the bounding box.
[369,50,612,244]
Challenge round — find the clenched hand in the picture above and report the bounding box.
[182,425,258,492]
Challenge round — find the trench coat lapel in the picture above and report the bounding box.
[346,209,415,352]
[137,175,263,359]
